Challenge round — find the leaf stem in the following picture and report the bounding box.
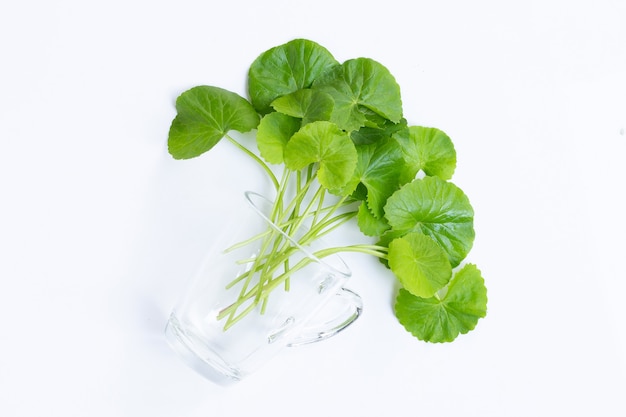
[217,242,388,323]
[225,134,279,190]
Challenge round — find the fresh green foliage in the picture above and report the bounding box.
[271,89,334,125]
[168,86,259,160]
[384,176,475,267]
[388,232,452,298]
[167,39,488,343]
[395,126,457,182]
[357,201,390,237]
[256,112,300,164]
[284,120,357,191]
[342,138,405,219]
[312,58,403,131]
[248,39,338,114]
[395,264,488,343]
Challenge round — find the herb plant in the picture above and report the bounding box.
[167,39,487,343]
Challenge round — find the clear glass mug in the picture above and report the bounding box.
[165,191,362,385]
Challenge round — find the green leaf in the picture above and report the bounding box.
[168,86,260,160]
[396,126,457,181]
[284,121,357,191]
[271,89,334,125]
[344,138,405,219]
[384,176,474,267]
[394,264,488,343]
[312,58,403,131]
[351,118,408,145]
[388,233,452,298]
[356,202,390,237]
[375,229,406,269]
[256,112,301,164]
[351,182,368,201]
[248,39,339,114]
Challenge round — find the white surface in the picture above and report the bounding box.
[1,0,625,416]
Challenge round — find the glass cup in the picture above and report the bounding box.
[165,191,362,385]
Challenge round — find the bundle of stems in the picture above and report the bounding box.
[216,141,387,330]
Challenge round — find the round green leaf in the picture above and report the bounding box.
[339,138,405,218]
[271,89,334,125]
[256,112,301,164]
[375,229,405,269]
[396,126,457,181]
[312,57,403,131]
[384,176,474,267]
[248,39,339,114]
[356,201,390,237]
[388,233,452,298]
[168,86,259,160]
[394,264,488,343]
[284,121,357,190]
[351,118,408,145]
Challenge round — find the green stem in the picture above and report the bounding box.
[278,174,317,225]
[301,211,357,245]
[225,134,279,190]
[224,226,280,327]
[313,244,389,260]
[217,243,389,324]
[289,184,325,236]
[217,245,300,322]
[217,164,379,330]
[271,169,292,223]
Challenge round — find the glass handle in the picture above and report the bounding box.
[287,288,363,347]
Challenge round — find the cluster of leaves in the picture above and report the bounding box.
[168,39,487,343]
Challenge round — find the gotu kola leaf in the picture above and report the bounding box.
[351,117,408,146]
[356,201,390,237]
[312,57,403,132]
[248,39,339,114]
[338,137,405,219]
[284,121,357,191]
[256,112,301,164]
[394,263,487,343]
[271,89,334,125]
[395,126,457,182]
[168,86,260,160]
[388,232,452,298]
[384,176,474,267]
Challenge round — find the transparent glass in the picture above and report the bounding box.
[165,191,362,385]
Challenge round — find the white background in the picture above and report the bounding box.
[1,1,625,416]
